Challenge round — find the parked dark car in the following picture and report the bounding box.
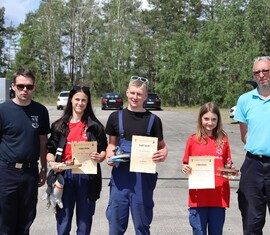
[101,92,123,110]
[143,92,161,110]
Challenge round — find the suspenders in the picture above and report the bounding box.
[118,109,155,140]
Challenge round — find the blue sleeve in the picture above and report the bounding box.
[234,94,247,123]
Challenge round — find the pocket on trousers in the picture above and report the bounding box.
[118,139,132,154]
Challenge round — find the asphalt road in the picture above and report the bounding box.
[31,105,270,234]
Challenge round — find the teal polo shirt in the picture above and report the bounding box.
[235,88,270,156]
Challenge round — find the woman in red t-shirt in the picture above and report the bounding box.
[182,102,234,235]
[46,86,107,235]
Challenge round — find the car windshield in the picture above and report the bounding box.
[148,94,158,99]
[60,92,69,97]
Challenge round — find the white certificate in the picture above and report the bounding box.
[188,156,215,189]
[71,141,97,174]
[130,135,158,174]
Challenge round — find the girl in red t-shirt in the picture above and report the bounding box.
[182,102,234,235]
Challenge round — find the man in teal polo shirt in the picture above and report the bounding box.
[235,56,270,235]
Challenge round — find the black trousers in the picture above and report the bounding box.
[238,153,270,235]
[0,166,39,235]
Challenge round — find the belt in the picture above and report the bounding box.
[246,151,270,161]
[0,160,38,169]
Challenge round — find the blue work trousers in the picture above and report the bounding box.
[238,154,270,235]
[189,207,225,235]
[56,170,96,235]
[106,163,158,235]
[0,166,39,235]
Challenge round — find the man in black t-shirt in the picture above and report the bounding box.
[105,76,168,235]
[0,69,50,234]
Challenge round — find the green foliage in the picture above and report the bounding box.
[0,7,16,76]
[156,0,268,107]
[2,0,270,107]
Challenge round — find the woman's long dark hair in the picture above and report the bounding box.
[54,87,103,134]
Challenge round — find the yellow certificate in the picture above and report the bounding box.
[188,156,215,189]
[71,141,97,174]
[130,135,158,174]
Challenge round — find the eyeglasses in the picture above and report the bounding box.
[130,76,148,83]
[253,69,270,77]
[72,86,89,92]
[16,84,35,91]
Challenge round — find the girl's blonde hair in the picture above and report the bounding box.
[196,102,227,145]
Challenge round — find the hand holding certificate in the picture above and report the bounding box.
[130,135,158,174]
[188,156,215,189]
[71,141,97,174]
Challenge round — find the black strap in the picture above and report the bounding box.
[55,135,67,162]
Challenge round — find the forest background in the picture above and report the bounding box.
[1,0,270,107]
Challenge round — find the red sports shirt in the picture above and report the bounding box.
[62,120,88,162]
[182,134,232,208]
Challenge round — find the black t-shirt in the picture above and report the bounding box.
[105,108,163,141]
[0,99,50,163]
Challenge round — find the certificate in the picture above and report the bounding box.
[130,135,158,174]
[71,141,97,174]
[188,156,215,189]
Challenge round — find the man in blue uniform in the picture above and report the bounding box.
[0,68,50,235]
[235,56,270,235]
[105,76,168,235]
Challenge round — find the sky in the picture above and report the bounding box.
[1,0,150,27]
[1,0,41,26]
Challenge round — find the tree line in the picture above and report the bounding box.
[1,0,270,107]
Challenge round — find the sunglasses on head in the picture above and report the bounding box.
[130,76,148,83]
[16,84,35,91]
[72,86,89,92]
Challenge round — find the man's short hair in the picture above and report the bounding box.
[128,79,148,92]
[254,56,270,64]
[13,68,36,84]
